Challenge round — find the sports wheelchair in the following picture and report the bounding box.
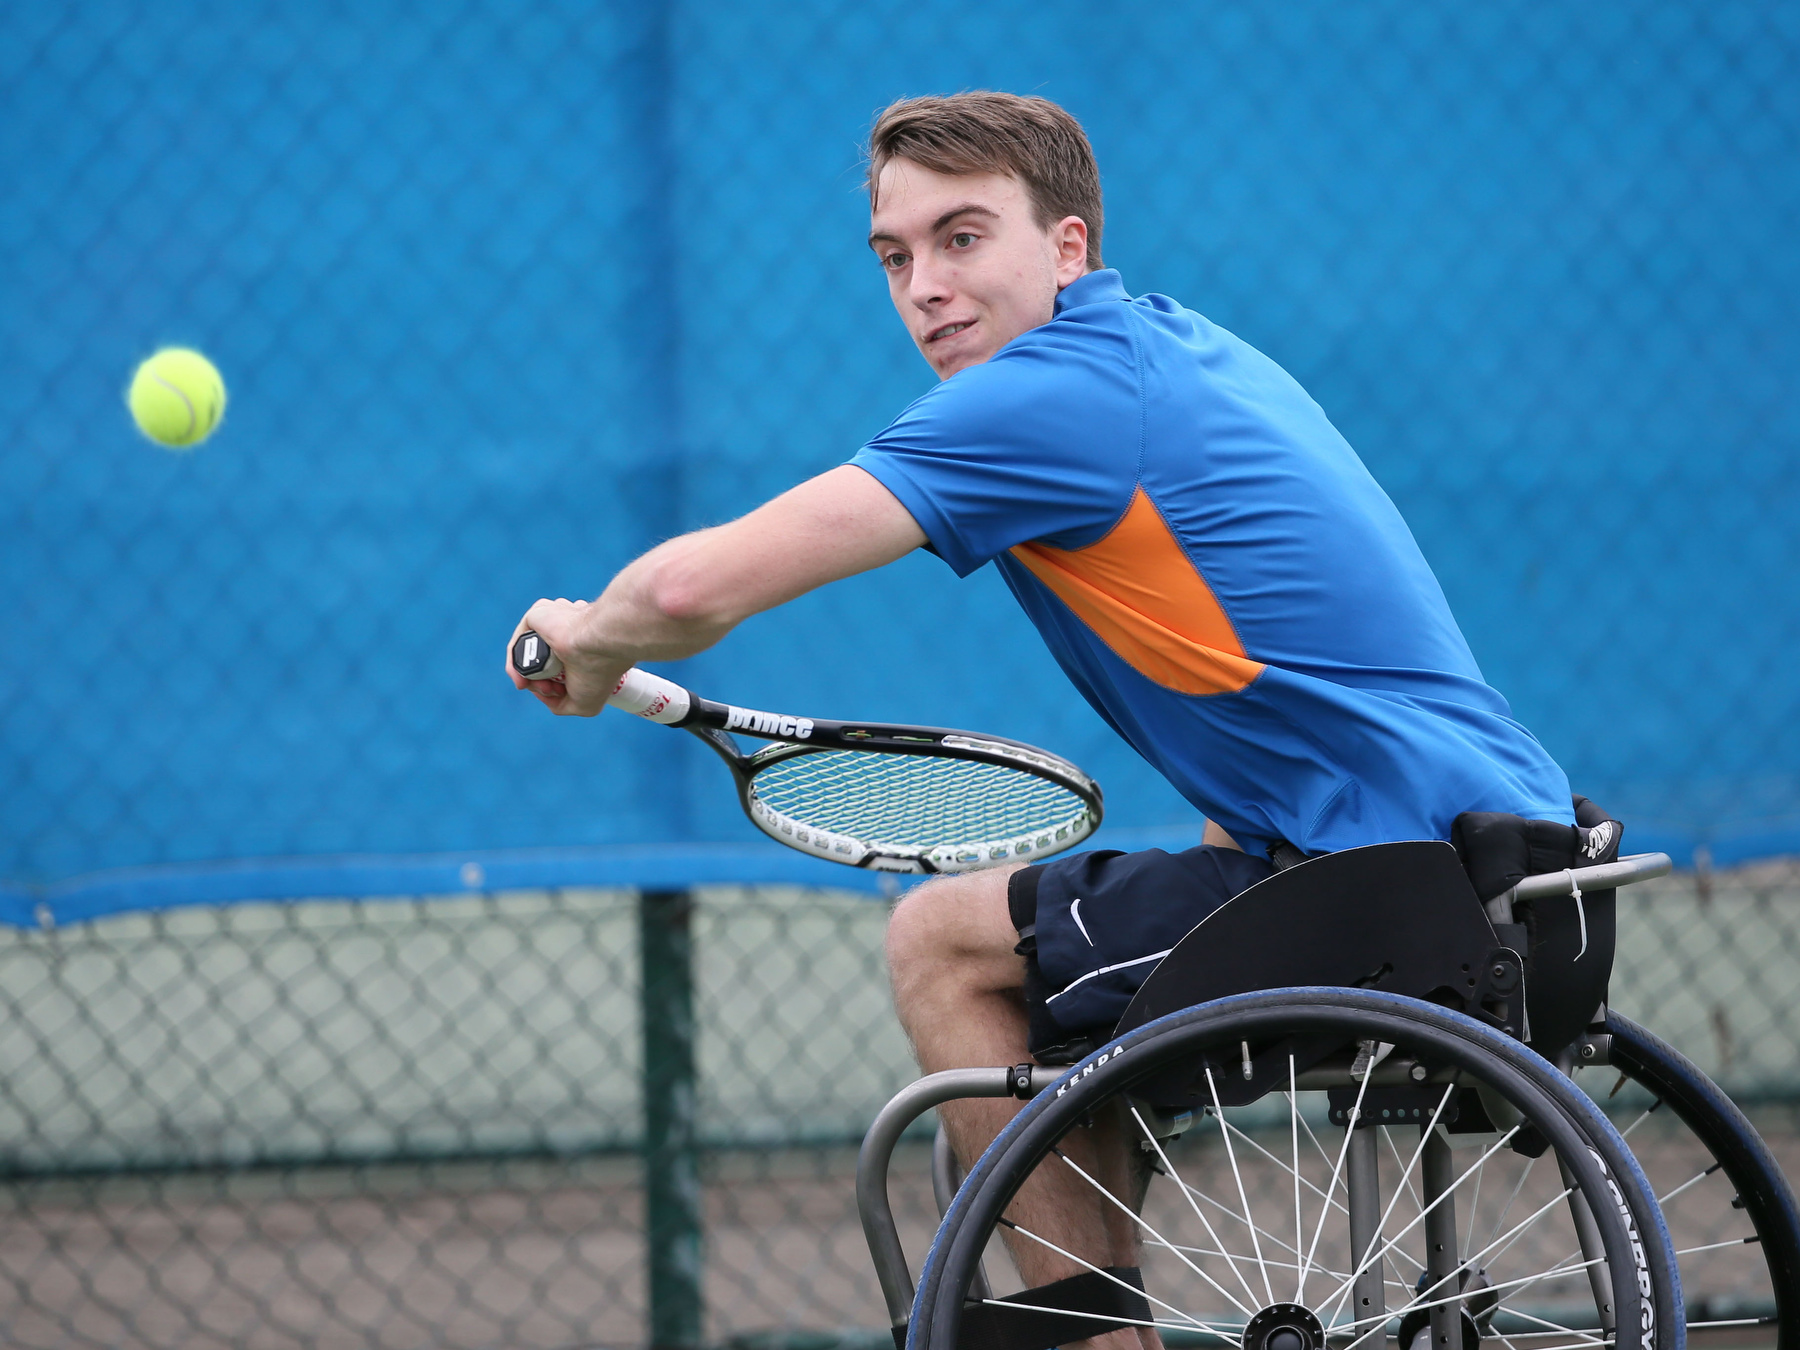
[858,841,1800,1350]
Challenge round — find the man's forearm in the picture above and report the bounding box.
[566,528,741,668]
[508,465,924,715]
[567,465,925,667]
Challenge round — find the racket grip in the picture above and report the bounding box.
[608,667,691,724]
[513,631,690,723]
[511,630,564,680]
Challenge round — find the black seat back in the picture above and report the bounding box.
[1117,840,1510,1031]
[1113,841,1523,1105]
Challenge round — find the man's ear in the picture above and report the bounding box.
[1051,215,1089,287]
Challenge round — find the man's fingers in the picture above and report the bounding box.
[508,596,604,713]
[529,685,570,714]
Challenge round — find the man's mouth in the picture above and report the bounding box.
[926,320,974,343]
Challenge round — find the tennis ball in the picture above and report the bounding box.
[127,347,227,449]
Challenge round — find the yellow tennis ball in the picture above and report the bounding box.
[127,347,227,449]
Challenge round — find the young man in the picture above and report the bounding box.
[508,93,1576,1344]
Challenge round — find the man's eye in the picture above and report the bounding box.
[881,251,909,270]
[949,232,975,248]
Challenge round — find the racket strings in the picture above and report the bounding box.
[749,751,1089,849]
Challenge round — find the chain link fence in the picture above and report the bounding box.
[0,870,1792,1347]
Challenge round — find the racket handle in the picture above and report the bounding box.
[511,632,692,723]
[512,630,564,680]
[608,666,691,724]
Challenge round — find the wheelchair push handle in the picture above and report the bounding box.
[1509,850,1672,901]
[1484,850,1672,936]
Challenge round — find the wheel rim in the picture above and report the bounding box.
[916,991,1679,1350]
[1598,1009,1799,1346]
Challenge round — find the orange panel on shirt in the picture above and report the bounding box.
[1010,487,1265,696]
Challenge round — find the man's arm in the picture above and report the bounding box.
[507,464,927,715]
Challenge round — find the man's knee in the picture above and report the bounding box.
[886,865,1023,987]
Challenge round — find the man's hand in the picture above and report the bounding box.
[506,465,926,717]
[507,599,633,716]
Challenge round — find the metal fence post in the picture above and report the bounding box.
[641,888,703,1349]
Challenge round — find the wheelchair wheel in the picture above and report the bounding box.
[1581,1009,1799,1346]
[912,989,1681,1350]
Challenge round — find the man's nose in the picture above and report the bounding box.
[907,255,952,310]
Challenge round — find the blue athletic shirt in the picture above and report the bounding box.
[849,269,1572,856]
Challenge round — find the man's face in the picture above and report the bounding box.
[868,159,1089,379]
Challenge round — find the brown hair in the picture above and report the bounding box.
[867,92,1104,271]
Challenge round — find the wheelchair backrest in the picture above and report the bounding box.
[1115,839,1617,1066]
[1117,841,1502,1029]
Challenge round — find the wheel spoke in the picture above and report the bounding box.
[1383,1124,1425,1214]
[1064,1132,1260,1319]
[1320,1083,1463,1323]
[1335,1256,1605,1336]
[1292,1086,1341,1173]
[997,1214,1236,1336]
[1218,1106,1350,1216]
[1393,1188,1584,1331]
[1468,1183,1581,1276]
[1371,1198,1600,1348]
[1484,1301,1611,1344]
[1378,1122,1436,1271]
[1155,1181,1353,1278]
[979,1293,1238,1343]
[1157,1242,1342,1278]
[1291,1079,1408,1272]
[1675,1236,1760,1257]
[1280,1091,1431,1283]
[1131,1108,1267,1313]
[1290,1053,1304,1304]
[1321,1103,1510,1323]
[1204,1064,1277,1305]
[1491,1247,1629,1321]
[1482,1152,1537,1254]
[1657,1161,1721,1206]
[1463,1134,1484,1259]
[1299,1060,1375,1302]
[1374,1122,1436,1277]
[1616,1101,1660,1139]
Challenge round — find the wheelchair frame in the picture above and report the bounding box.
[858,849,1798,1349]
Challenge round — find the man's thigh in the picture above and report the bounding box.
[1013,844,1275,1060]
[885,863,1024,993]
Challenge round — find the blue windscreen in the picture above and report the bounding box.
[3,1,1797,915]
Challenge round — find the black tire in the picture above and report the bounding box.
[912,989,1682,1350]
[1603,1008,1800,1345]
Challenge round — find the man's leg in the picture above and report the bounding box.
[886,866,1159,1350]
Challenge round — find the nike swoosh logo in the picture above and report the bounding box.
[1071,897,1094,947]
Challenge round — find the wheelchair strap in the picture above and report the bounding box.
[1556,869,1589,960]
[939,1266,1151,1350]
[1268,837,1310,871]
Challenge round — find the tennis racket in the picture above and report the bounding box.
[511,630,1102,874]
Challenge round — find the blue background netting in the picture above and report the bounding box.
[4,1,1798,915]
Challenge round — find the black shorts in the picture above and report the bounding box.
[1009,845,1275,1062]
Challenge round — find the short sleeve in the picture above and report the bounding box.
[848,324,1141,577]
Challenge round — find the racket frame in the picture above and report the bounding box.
[673,693,1103,874]
[509,639,1104,873]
